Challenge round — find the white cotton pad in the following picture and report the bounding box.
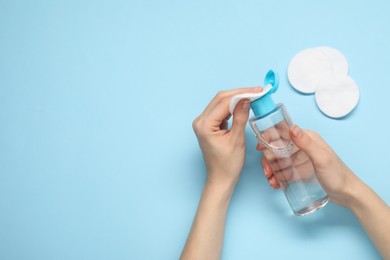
[315,72,360,118]
[287,48,333,94]
[229,85,272,114]
[316,46,349,75]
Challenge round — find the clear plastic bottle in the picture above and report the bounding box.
[249,103,328,216]
[231,70,328,216]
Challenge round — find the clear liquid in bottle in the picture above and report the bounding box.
[249,104,328,216]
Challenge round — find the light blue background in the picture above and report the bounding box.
[0,0,389,259]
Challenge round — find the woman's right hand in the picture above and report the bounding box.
[258,124,362,209]
[259,124,390,259]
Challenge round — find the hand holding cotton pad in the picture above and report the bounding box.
[288,46,359,118]
[229,85,272,114]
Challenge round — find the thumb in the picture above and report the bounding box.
[231,99,250,137]
[290,125,323,163]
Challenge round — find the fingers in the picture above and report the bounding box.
[269,176,280,189]
[206,97,234,129]
[259,125,329,190]
[289,125,329,166]
[262,157,280,189]
[201,87,262,117]
[256,142,266,151]
[195,87,263,132]
[206,89,258,129]
[230,99,250,137]
[262,157,273,178]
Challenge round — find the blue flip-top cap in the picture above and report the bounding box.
[250,70,279,117]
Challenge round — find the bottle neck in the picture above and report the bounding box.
[250,94,276,117]
[249,104,286,131]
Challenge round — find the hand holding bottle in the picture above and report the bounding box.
[184,84,390,260]
[258,125,361,208]
[259,125,390,258]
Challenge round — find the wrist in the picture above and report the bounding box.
[343,174,372,212]
[204,175,237,203]
[206,172,238,192]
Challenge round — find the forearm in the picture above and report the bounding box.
[181,179,236,260]
[348,179,390,259]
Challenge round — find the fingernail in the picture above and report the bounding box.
[291,125,302,138]
[263,167,267,176]
[242,100,250,110]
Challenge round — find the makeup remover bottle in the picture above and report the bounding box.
[230,70,328,216]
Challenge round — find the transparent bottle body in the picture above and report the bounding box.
[249,104,328,216]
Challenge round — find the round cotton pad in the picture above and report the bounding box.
[315,73,360,118]
[288,48,333,94]
[316,46,349,75]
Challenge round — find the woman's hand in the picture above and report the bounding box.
[258,125,390,258]
[193,87,263,187]
[182,87,263,260]
[258,125,360,208]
